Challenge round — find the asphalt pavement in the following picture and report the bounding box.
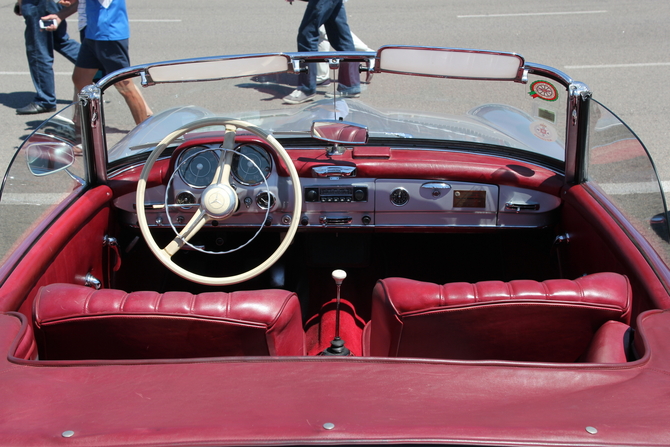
[1,0,669,183]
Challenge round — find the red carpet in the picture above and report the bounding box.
[304,299,366,356]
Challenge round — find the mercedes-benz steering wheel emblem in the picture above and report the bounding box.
[208,192,224,209]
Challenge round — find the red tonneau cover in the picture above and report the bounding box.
[2,309,670,446]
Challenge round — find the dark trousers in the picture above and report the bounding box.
[297,0,360,94]
[21,0,80,108]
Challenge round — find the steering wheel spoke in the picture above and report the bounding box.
[212,124,237,186]
[163,208,208,257]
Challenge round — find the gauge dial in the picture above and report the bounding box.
[178,147,219,188]
[232,144,272,185]
[390,187,410,206]
[256,191,276,210]
[175,191,197,205]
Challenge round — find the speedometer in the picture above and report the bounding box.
[178,147,219,188]
[232,144,272,185]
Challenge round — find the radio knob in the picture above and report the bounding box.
[306,189,318,202]
[354,189,365,201]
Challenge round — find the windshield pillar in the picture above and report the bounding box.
[565,81,591,185]
[79,85,107,185]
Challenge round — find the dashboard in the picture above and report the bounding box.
[112,139,562,231]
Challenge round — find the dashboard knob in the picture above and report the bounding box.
[306,189,318,202]
[300,215,309,226]
[361,215,371,225]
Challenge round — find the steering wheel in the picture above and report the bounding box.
[136,117,302,286]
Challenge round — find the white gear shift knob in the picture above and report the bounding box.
[332,269,347,285]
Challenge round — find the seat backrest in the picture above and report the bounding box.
[368,273,631,362]
[33,284,305,360]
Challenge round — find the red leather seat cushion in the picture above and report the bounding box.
[369,273,631,362]
[33,284,305,360]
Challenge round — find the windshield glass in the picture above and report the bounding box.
[0,105,86,270]
[102,56,568,166]
[586,99,670,264]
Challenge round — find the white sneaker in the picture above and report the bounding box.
[283,90,316,104]
[324,90,361,99]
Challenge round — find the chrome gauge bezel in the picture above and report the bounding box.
[175,191,197,209]
[231,143,273,186]
[177,146,219,189]
[256,191,276,210]
[390,187,410,207]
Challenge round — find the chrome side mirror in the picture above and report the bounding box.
[25,137,76,176]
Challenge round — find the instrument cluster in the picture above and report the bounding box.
[176,143,273,188]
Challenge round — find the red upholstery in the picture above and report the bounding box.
[579,320,632,363]
[368,273,632,362]
[33,284,305,360]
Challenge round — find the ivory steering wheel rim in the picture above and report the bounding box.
[135,117,302,286]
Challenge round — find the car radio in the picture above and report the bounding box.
[304,186,368,203]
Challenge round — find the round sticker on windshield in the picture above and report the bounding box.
[530,120,557,142]
[529,81,558,101]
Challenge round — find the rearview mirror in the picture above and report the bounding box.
[25,138,76,176]
[311,120,368,145]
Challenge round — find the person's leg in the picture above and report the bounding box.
[72,66,98,95]
[316,25,330,84]
[20,0,57,111]
[322,1,360,94]
[295,0,341,94]
[52,16,80,65]
[73,39,100,95]
[92,39,152,124]
[114,79,153,125]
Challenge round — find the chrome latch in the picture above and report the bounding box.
[505,202,540,213]
[84,273,101,290]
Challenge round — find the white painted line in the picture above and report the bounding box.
[0,72,71,75]
[598,181,670,196]
[565,62,670,69]
[129,19,182,22]
[1,193,69,205]
[458,10,606,18]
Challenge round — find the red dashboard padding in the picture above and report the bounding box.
[33,284,305,360]
[368,273,632,362]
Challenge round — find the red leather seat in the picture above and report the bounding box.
[33,284,305,360]
[366,273,631,362]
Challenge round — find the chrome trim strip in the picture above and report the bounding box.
[312,166,357,178]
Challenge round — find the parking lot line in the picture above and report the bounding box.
[458,11,606,18]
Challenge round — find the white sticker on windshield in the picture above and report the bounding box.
[530,120,557,142]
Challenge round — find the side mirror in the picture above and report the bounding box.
[25,136,76,176]
[311,120,368,145]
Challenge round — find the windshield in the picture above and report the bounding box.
[585,99,670,265]
[0,105,86,272]
[101,54,568,167]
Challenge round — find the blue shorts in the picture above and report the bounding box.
[76,38,130,77]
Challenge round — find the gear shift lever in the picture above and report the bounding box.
[321,269,351,356]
